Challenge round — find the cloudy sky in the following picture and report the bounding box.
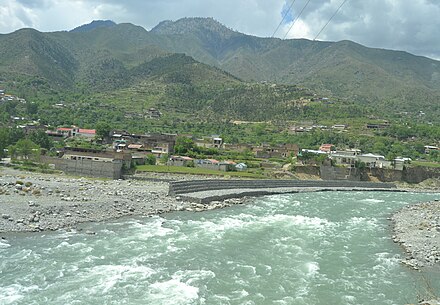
[1,0,439,60]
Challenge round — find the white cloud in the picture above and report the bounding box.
[0,0,440,59]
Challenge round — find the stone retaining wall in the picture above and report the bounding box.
[369,166,440,183]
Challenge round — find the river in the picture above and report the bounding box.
[1,191,439,304]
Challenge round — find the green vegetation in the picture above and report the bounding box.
[10,160,58,174]
[8,139,39,160]
[411,161,440,168]
[136,165,266,178]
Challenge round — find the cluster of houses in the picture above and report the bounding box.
[301,144,410,170]
[0,90,26,105]
[288,124,347,134]
[42,124,426,173]
[8,118,438,176]
[288,120,393,134]
[167,155,247,172]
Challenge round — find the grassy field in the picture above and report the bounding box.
[411,161,440,168]
[136,165,266,178]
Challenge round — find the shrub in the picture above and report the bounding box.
[145,154,156,165]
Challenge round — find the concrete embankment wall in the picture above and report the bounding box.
[168,179,396,196]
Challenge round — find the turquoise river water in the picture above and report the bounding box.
[1,191,439,305]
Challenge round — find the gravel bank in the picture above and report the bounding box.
[392,200,440,270]
[0,168,243,233]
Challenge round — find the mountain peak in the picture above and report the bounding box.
[151,17,239,38]
[70,20,117,33]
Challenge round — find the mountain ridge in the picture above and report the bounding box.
[1,18,439,121]
[70,20,117,33]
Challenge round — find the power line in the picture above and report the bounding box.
[314,0,349,41]
[283,0,312,39]
[271,0,297,38]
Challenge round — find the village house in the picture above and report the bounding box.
[223,143,253,152]
[110,131,176,157]
[424,145,439,154]
[194,159,236,171]
[329,149,362,167]
[54,126,96,139]
[366,122,390,129]
[331,124,347,130]
[145,108,162,119]
[319,144,335,153]
[41,147,132,179]
[352,153,391,168]
[127,144,144,151]
[72,127,96,138]
[194,136,223,149]
[61,147,132,168]
[56,127,73,138]
[253,143,299,159]
[45,130,65,141]
[235,163,248,171]
[18,123,46,135]
[167,155,194,167]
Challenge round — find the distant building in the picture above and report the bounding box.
[110,131,176,157]
[331,124,347,130]
[145,108,162,119]
[167,155,194,167]
[194,136,223,149]
[55,126,96,138]
[366,122,390,129]
[235,163,248,171]
[72,127,96,138]
[424,145,439,154]
[319,144,335,153]
[253,143,299,159]
[42,147,132,179]
[19,123,46,135]
[193,159,235,171]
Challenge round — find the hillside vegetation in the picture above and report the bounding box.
[1,18,439,123]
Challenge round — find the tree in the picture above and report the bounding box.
[96,121,112,141]
[26,102,39,115]
[29,130,52,150]
[8,128,25,144]
[145,154,156,165]
[0,128,9,159]
[160,153,169,165]
[174,136,196,154]
[11,139,39,160]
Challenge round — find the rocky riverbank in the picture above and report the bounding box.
[392,200,440,270]
[0,168,245,233]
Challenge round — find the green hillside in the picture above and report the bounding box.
[149,18,440,120]
[1,18,440,123]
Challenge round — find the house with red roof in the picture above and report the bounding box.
[54,126,96,139]
[72,127,96,138]
[319,144,335,153]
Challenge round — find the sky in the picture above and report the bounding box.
[1,0,439,60]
